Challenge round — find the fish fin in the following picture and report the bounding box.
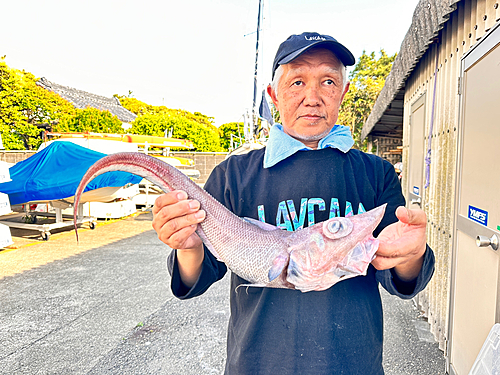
[268,253,289,282]
[241,217,281,231]
[196,228,223,261]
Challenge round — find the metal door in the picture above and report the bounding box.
[407,94,426,207]
[448,22,500,375]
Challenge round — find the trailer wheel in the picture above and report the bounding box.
[89,221,96,230]
[41,232,51,241]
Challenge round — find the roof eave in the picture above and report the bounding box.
[361,0,461,141]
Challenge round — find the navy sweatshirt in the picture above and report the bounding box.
[168,147,435,375]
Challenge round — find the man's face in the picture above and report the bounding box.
[268,48,350,149]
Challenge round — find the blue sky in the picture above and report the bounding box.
[1,0,419,126]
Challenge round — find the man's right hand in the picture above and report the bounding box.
[152,190,206,287]
[152,190,205,250]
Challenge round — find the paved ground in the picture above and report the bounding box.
[0,211,447,374]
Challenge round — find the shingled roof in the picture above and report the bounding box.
[361,0,461,140]
[36,77,137,124]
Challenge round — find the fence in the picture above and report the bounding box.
[169,152,228,184]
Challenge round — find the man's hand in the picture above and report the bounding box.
[152,190,205,250]
[152,190,206,287]
[372,206,427,282]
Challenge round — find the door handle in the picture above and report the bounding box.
[476,234,499,250]
[410,197,422,206]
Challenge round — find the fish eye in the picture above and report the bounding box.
[327,221,341,233]
[323,218,353,239]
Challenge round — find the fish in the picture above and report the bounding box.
[74,152,387,292]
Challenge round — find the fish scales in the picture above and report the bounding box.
[74,152,386,292]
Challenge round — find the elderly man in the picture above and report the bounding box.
[152,32,434,374]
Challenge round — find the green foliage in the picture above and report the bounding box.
[130,113,223,152]
[0,60,223,151]
[219,122,244,151]
[0,59,125,150]
[338,50,396,150]
[115,97,152,116]
[118,97,217,130]
[0,60,75,150]
[56,107,124,134]
[120,96,223,152]
[270,102,280,124]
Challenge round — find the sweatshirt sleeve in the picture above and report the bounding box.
[376,245,435,299]
[166,162,230,299]
[373,158,435,298]
[167,246,227,299]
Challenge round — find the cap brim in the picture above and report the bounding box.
[278,40,355,67]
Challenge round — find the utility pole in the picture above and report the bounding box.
[251,0,263,137]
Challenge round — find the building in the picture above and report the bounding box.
[36,78,137,127]
[362,1,500,374]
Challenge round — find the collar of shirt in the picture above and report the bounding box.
[263,124,354,168]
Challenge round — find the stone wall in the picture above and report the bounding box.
[0,151,36,165]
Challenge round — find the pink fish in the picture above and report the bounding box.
[74,153,386,292]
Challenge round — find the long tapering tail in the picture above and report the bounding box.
[73,152,195,241]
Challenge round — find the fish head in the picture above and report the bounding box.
[286,204,387,292]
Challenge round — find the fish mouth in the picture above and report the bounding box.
[335,237,379,274]
[286,256,325,292]
[287,236,380,293]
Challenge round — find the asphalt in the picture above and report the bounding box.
[0,211,446,374]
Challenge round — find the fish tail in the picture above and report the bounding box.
[73,152,196,241]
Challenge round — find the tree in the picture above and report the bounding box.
[219,122,244,151]
[114,96,152,116]
[0,60,125,150]
[56,107,124,134]
[270,102,280,124]
[0,60,75,149]
[338,50,396,150]
[130,113,223,152]
[119,96,223,152]
[118,97,216,130]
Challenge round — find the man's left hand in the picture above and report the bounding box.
[372,206,427,282]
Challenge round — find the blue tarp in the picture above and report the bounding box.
[0,141,142,205]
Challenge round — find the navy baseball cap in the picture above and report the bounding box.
[272,32,355,79]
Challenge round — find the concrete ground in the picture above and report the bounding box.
[0,211,446,374]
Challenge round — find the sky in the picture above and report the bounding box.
[1,0,420,127]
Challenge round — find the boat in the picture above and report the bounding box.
[0,162,13,248]
[40,131,199,179]
[40,131,194,149]
[39,131,201,207]
[0,141,142,240]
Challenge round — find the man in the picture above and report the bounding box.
[152,32,434,374]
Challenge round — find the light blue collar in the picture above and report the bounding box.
[263,124,354,168]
